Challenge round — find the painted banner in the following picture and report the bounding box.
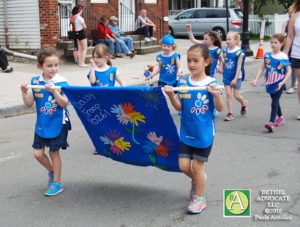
[62,86,181,172]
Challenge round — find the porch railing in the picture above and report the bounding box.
[58,3,72,39]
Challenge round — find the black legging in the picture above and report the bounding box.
[269,88,283,123]
[0,47,9,70]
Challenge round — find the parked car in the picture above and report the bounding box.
[168,7,243,39]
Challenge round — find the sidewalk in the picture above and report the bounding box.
[0,39,268,118]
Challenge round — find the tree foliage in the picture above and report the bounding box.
[254,0,275,14]
[277,0,295,11]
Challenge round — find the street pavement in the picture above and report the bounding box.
[1,39,300,227]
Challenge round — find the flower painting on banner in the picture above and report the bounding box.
[62,86,180,172]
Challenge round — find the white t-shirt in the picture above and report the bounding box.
[74,16,85,31]
[291,13,300,59]
[271,52,289,60]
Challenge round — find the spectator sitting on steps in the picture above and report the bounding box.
[0,46,13,73]
[135,9,157,42]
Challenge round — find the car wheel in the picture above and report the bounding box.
[169,27,174,36]
[213,27,225,40]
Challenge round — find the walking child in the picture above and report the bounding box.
[150,35,182,87]
[20,48,70,196]
[250,34,291,132]
[88,44,125,87]
[186,24,224,77]
[164,44,224,214]
[87,44,125,154]
[220,32,248,121]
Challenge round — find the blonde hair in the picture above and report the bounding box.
[92,44,112,66]
[227,31,241,46]
[158,40,177,50]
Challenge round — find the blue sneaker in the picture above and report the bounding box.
[48,172,54,188]
[44,182,63,196]
[74,61,79,65]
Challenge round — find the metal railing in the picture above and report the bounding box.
[58,3,72,39]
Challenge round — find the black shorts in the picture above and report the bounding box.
[178,142,213,162]
[75,29,87,41]
[290,57,300,69]
[158,80,178,87]
[32,124,69,152]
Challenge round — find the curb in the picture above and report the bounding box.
[1,57,260,118]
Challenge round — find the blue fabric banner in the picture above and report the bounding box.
[62,86,181,172]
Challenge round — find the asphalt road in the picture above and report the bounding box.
[0,61,299,227]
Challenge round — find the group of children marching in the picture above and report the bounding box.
[20,24,291,214]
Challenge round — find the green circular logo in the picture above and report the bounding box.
[225,191,249,215]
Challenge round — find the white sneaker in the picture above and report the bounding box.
[144,37,150,42]
[187,195,207,214]
[151,37,157,41]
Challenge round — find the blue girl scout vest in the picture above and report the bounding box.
[31,75,69,138]
[156,52,180,85]
[264,52,291,94]
[222,47,245,84]
[177,77,220,148]
[209,47,222,77]
[87,66,117,87]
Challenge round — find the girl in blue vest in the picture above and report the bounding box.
[186,24,224,77]
[87,44,125,87]
[150,35,182,87]
[88,44,125,154]
[164,44,224,214]
[220,32,248,121]
[251,34,291,132]
[20,48,70,196]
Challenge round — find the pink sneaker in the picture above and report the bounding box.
[187,195,207,214]
[264,122,275,132]
[274,117,285,126]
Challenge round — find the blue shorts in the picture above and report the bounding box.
[178,142,213,162]
[32,124,69,152]
[225,78,242,90]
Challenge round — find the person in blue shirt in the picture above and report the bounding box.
[20,48,70,196]
[164,44,224,214]
[108,16,136,58]
[186,25,224,78]
[251,34,291,132]
[150,35,182,87]
[220,32,248,121]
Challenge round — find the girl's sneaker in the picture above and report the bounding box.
[264,122,275,132]
[241,100,248,115]
[274,117,285,126]
[224,113,234,121]
[190,174,207,198]
[187,195,207,214]
[44,182,63,196]
[48,172,54,188]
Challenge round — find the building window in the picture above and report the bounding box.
[145,0,157,3]
[91,0,108,3]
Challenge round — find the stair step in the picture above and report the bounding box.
[135,45,161,55]
[133,40,157,48]
[66,46,94,57]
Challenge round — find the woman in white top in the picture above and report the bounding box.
[285,0,300,119]
[72,5,88,67]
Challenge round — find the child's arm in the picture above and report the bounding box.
[88,59,97,84]
[230,55,244,87]
[20,83,34,108]
[116,75,125,86]
[150,65,161,78]
[45,84,68,108]
[164,86,182,111]
[176,56,183,78]
[217,54,224,74]
[207,84,224,112]
[186,24,202,44]
[277,65,292,90]
[106,34,115,43]
[250,62,265,85]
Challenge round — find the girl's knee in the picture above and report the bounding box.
[179,162,191,173]
[49,150,59,159]
[33,149,44,160]
[192,161,204,173]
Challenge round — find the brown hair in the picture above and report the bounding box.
[92,44,112,66]
[100,16,108,26]
[227,31,241,46]
[158,40,177,50]
[293,0,300,13]
[188,43,211,76]
[37,47,60,65]
[204,31,222,48]
[271,33,285,51]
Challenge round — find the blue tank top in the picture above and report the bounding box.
[209,47,222,77]
[177,77,220,148]
[263,52,291,94]
[156,52,180,85]
[222,47,245,84]
[31,76,69,138]
[87,66,117,87]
